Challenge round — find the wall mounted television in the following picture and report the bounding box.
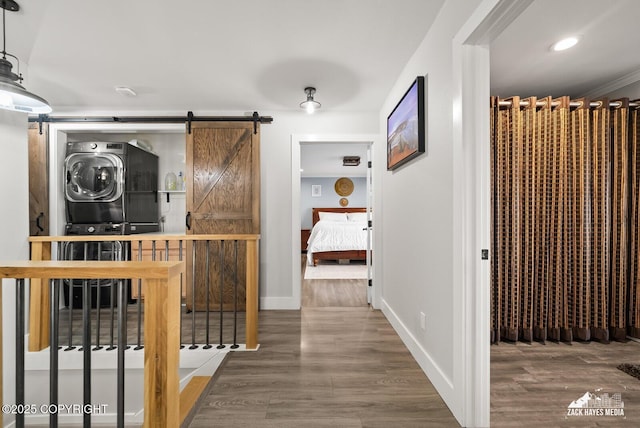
[387,75,426,170]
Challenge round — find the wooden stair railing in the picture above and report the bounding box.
[0,260,183,428]
[28,234,260,352]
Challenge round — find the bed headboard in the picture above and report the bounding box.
[312,207,366,226]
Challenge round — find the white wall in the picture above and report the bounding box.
[259,111,378,307]
[300,177,367,229]
[0,110,29,427]
[376,0,483,425]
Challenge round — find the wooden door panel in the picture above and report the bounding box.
[28,123,49,236]
[186,122,259,311]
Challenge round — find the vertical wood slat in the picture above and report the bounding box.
[590,100,610,342]
[610,100,630,341]
[521,97,537,343]
[245,239,259,350]
[498,97,521,342]
[490,97,500,343]
[571,101,592,341]
[558,99,574,342]
[629,105,640,338]
[534,98,551,342]
[144,274,181,428]
[29,241,51,351]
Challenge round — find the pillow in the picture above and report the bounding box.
[318,211,348,222]
[347,212,368,223]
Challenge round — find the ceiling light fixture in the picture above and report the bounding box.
[551,36,579,52]
[0,0,51,114]
[343,156,360,166]
[300,87,321,114]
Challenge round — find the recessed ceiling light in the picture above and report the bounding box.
[551,36,579,52]
[115,86,137,96]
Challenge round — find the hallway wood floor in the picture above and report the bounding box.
[491,340,640,427]
[188,308,459,427]
[188,264,459,427]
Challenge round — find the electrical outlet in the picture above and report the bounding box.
[420,312,426,330]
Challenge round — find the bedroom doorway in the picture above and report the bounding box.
[291,134,379,309]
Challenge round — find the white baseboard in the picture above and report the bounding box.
[380,299,456,413]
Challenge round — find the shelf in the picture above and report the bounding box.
[158,190,185,202]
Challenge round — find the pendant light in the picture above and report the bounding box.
[300,87,321,114]
[0,0,51,114]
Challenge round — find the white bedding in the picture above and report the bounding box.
[306,220,368,265]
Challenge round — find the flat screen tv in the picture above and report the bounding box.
[387,76,425,170]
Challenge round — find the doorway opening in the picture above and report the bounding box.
[291,134,378,310]
[300,142,371,308]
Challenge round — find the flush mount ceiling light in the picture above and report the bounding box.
[0,0,51,114]
[551,36,579,52]
[300,86,321,113]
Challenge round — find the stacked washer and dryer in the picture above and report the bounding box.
[63,141,159,308]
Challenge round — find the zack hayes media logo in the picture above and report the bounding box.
[566,390,625,417]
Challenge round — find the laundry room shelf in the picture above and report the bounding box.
[158,190,185,202]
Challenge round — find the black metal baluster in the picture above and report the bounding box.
[117,279,126,428]
[50,279,60,428]
[94,242,103,351]
[82,271,91,427]
[190,241,198,349]
[217,241,226,349]
[135,240,143,350]
[15,278,25,428]
[204,240,212,349]
[231,240,239,349]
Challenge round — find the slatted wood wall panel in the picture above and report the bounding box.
[629,104,640,338]
[610,100,629,341]
[490,97,500,343]
[491,96,640,344]
[590,101,610,342]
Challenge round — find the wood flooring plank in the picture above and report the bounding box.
[491,341,640,427]
[188,308,459,427]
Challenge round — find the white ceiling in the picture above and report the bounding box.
[300,143,369,178]
[490,0,640,99]
[12,0,445,114]
[7,0,640,177]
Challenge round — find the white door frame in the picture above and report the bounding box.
[452,0,532,426]
[291,133,381,309]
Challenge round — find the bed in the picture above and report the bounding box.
[306,207,369,266]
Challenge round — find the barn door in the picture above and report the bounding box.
[28,122,49,236]
[185,122,260,311]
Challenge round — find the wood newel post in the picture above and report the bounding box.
[245,238,259,350]
[29,241,51,351]
[143,273,181,428]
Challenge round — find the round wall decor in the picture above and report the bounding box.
[339,197,349,207]
[334,177,354,196]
